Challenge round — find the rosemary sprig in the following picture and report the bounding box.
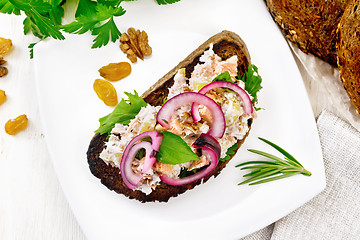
[236,137,311,185]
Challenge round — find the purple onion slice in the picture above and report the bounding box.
[120,141,155,190]
[120,131,163,189]
[157,92,225,138]
[192,81,253,122]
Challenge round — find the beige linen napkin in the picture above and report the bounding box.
[242,110,360,240]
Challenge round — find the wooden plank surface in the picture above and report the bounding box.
[0,14,86,240]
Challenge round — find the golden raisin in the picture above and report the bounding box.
[0,90,6,105]
[0,66,8,77]
[0,37,12,55]
[0,55,6,65]
[93,79,118,106]
[5,114,28,135]
[98,62,131,81]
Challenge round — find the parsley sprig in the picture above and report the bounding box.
[95,91,147,135]
[236,137,311,185]
[238,64,263,110]
[220,142,237,162]
[8,0,65,40]
[62,0,126,48]
[155,0,181,4]
[0,0,182,58]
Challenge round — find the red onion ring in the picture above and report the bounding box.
[120,141,155,190]
[157,92,225,138]
[160,146,219,186]
[159,134,220,186]
[121,131,163,172]
[120,131,163,189]
[192,81,253,122]
[193,133,221,159]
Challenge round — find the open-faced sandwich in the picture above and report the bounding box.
[87,30,262,202]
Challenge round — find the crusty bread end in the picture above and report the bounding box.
[338,0,360,114]
[265,0,349,66]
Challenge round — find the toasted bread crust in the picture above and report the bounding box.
[87,30,252,202]
[338,0,360,113]
[266,0,349,66]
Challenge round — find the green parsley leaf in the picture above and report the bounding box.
[212,71,237,94]
[23,17,32,34]
[157,131,200,165]
[97,0,123,9]
[220,143,237,162]
[75,0,97,18]
[0,0,21,14]
[238,64,263,110]
[91,16,121,48]
[23,16,44,38]
[156,0,181,5]
[48,0,64,25]
[62,3,125,48]
[9,0,64,40]
[28,42,39,59]
[30,9,64,39]
[27,0,52,14]
[179,168,197,178]
[95,91,148,135]
[95,3,125,18]
[61,14,97,34]
[212,71,234,83]
[8,0,31,11]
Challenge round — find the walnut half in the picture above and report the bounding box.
[120,28,152,63]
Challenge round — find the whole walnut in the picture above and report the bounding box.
[120,28,152,63]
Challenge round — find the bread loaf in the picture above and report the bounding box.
[266,0,349,66]
[338,0,360,113]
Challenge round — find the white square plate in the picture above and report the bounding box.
[34,0,326,239]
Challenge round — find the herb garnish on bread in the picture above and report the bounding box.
[87,30,262,202]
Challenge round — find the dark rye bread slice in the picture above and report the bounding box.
[265,0,349,66]
[338,0,360,113]
[87,30,252,202]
